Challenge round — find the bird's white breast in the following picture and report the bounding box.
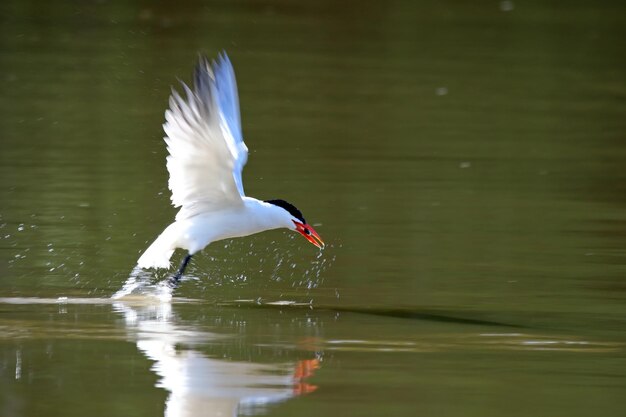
[173,198,292,254]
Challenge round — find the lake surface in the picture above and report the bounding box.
[1,1,625,416]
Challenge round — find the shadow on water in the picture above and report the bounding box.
[235,302,526,328]
[113,266,523,328]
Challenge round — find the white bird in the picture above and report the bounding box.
[137,53,324,284]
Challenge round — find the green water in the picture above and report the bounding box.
[1,1,625,416]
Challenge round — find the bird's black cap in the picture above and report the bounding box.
[265,199,306,223]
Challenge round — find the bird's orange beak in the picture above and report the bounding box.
[293,221,324,249]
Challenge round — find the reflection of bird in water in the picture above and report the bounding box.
[136,53,324,286]
[292,359,319,396]
[113,301,319,417]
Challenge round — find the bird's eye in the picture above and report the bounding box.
[304,228,311,235]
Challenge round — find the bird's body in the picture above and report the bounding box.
[136,53,323,279]
[138,198,299,268]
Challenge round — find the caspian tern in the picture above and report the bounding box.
[136,53,324,284]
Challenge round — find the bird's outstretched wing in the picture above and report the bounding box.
[164,53,248,220]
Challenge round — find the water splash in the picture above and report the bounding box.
[111,266,174,302]
[188,233,336,294]
[112,232,337,301]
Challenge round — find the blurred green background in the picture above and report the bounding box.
[0,1,625,416]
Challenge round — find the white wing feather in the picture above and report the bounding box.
[164,53,248,221]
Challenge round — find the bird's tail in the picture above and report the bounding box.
[137,223,178,269]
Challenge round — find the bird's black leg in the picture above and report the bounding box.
[169,254,192,287]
